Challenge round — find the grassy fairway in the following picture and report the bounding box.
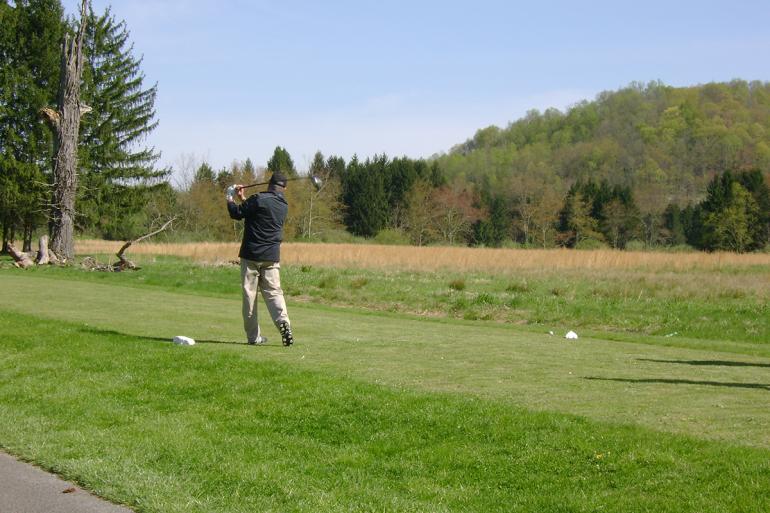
[14,254,769,344]
[1,264,770,511]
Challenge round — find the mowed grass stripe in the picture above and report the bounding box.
[1,312,769,513]
[8,257,769,344]
[2,273,770,448]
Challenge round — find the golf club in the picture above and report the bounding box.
[237,174,323,192]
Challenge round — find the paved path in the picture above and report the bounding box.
[0,451,133,513]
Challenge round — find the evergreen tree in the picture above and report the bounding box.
[0,0,63,250]
[78,6,167,238]
[340,156,388,237]
[325,155,346,178]
[267,146,296,177]
[681,204,703,248]
[194,162,215,183]
[697,170,768,251]
[402,180,438,245]
[383,156,428,228]
[309,150,326,176]
[472,195,509,247]
[429,161,446,187]
[662,203,687,246]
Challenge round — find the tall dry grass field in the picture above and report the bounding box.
[76,240,770,272]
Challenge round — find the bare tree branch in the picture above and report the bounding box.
[114,217,177,270]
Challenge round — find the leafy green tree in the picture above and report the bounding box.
[601,198,638,249]
[267,146,296,177]
[292,150,343,239]
[402,180,438,246]
[77,6,167,239]
[702,182,760,252]
[558,191,601,247]
[176,162,235,241]
[735,169,770,249]
[530,187,562,248]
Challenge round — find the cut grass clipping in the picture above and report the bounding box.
[1,311,770,513]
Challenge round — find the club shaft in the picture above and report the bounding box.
[238,176,315,190]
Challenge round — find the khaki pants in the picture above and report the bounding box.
[241,259,290,343]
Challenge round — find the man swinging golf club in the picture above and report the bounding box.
[227,172,294,346]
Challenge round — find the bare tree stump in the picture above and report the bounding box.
[36,235,51,265]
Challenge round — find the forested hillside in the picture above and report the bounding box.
[438,81,770,206]
[428,80,770,250]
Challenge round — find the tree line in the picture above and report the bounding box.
[171,147,769,253]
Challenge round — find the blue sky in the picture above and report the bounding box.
[62,0,770,174]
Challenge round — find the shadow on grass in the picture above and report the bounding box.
[638,358,770,369]
[584,377,770,391]
[78,326,279,348]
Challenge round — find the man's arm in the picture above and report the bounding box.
[227,199,245,220]
[227,185,258,220]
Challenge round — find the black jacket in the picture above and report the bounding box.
[227,190,288,262]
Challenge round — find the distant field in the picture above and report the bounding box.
[75,239,770,271]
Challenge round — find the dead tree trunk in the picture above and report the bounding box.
[8,244,34,269]
[35,235,59,265]
[43,0,90,261]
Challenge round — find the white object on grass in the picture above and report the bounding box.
[173,335,196,346]
[565,331,578,340]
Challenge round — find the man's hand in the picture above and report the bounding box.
[237,185,247,202]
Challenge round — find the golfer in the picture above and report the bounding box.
[227,172,294,346]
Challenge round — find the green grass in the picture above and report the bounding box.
[7,255,769,345]
[1,260,770,511]
[1,311,770,512]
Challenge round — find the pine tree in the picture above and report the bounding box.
[340,156,388,237]
[77,6,167,239]
[697,170,768,251]
[0,0,63,251]
[309,150,326,176]
[662,203,686,246]
[266,146,296,177]
[472,195,509,247]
